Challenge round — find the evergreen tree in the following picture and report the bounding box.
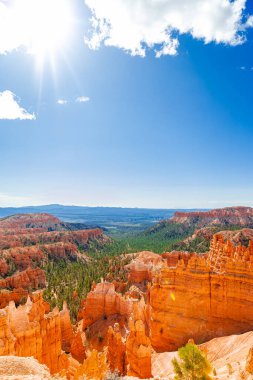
[172,343,212,380]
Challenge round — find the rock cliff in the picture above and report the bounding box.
[149,234,253,351]
[170,206,253,227]
[0,292,71,374]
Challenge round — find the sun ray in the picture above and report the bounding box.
[10,0,74,67]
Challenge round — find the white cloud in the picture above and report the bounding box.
[0,192,32,207]
[57,99,68,105]
[0,0,73,56]
[84,0,253,57]
[76,96,90,103]
[246,15,253,27]
[0,90,35,120]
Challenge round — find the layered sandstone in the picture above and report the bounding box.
[0,292,72,374]
[170,206,253,227]
[0,213,108,315]
[74,350,108,380]
[0,228,106,250]
[107,323,126,374]
[126,317,151,378]
[125,251,163,285]
[149,235,253,351]
[81,282,136,329]
[0,267,46,290]
[0,213,64,231]
[0,288,28,308]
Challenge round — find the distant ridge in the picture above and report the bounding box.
[0,205,206,234]
[170,206,253,227]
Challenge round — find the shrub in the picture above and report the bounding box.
[172,343,212,380]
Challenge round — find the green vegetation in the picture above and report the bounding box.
[172,224,253,253]
[43,252,130,322]
[42,223,194,321]
[89,222,194,255]
[42,221,253,322]
[172,343,212,380]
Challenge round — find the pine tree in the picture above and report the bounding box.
[172,343,212,380]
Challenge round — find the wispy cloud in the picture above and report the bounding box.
[245,15,253,28]
[240,66,253,71]
[84,0,253,57]
[0,90,35,120]
[76,96,90,103]
[57,99,68,105]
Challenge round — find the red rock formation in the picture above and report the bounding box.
[0,267,46,290]
[0,213,64,231]
[170,206,253,227]
[70,331,86,363]
[126,317,151,378]
[0,288,28,308]
[0,259,9,276]
[107,323,126,374]
[81,282,135,329]
[74,350,108,380]
[162,251,197,266]
[149,235,253,352]
[0,292,73,374]
[125,251,163,285]
[60,302,74,353]
[0,228,107,250]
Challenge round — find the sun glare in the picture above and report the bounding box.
[10,0,73,64]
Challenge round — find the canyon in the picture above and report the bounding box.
[1,209,253,379]
[0,213,109,308]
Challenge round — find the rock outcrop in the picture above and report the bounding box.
[0,292,71,374]
[107,323,126,374]
[81,282,135,329]
[0,267,46,290]
[126,317,151,378]
[74,350,108,380]
[149,234,253,351]
[125,251,163,285]
[170,206,253,227]
[0,213,109,314]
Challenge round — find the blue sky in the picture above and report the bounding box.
[0,0,253,208]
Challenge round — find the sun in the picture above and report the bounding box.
[10,0,73,65]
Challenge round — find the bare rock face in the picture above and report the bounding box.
[0,288,28,308]
[0,267,46,290]
[81,282,135,329]
[125,251,163,284]
[107,323,126,374]
[0,213,108,313]
[60,301,75,353]
[0,292,72,374]
[0,213,64,231]
[74,350,108,380]
[161,251,197,266]
[170,206,253,227]
[246,347,253,374]
[0,228,107,251]
[149,234,253,351]
[70,331,86,363]
[126,317,151,378]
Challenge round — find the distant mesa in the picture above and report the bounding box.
[170,206,253,227]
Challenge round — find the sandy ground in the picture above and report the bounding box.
[0,356,59,380]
